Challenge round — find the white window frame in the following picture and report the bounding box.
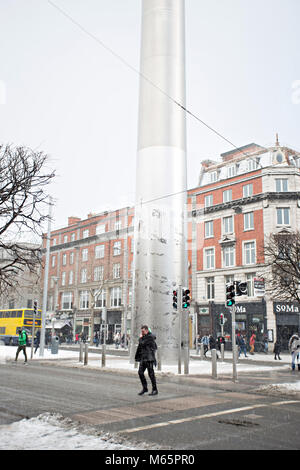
[223,215,234,235]
[82,248,88,262]
[70,252,74,265]
[275,179,288,192]
[223,189,232,203]
[110,287,122,307]
[62,253,67,266]
[210,171,217,183]
[276,207,290,226]
[81,268,87,283]
[63,235,68,243]
[243,241,256,265]
[79,290,89,309]
[61,272,66,286]
[243,183,253,198]
[82,229,89,239]
[204,247,215,270]
[244,211,254,231]
[94,265,104,282]
[96,224,106,235]
[62,291,72,310]
[95,289,106,308]
[246,272,256,297]
[113,263,121,279]
[95,244,105,259]
[69,271,73,285]
[223,245,235,267]
[71,233,76,242]
[113,241,121,256]
[204,194,213,208]
[205,220,214,238]
[228,165,236,178]
[51,255,56,268]
[206,277,215,300]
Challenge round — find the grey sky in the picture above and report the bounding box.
[0,0,299,231]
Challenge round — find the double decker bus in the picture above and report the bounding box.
[0,308,42,346]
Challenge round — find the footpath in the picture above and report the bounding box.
[1,343,300,396]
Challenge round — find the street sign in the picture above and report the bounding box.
[254,278,265,297]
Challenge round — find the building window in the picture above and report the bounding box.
[82,229,89,239]
[81,268,87,283]
[244,212,254,230]
[205,220,214,238]
[96,224,106,235]
[275,179,288,192]
[223,189,232,203]
[62,253,67,266]
[223,215,233,234]
[63,235,68,243]
[95,289,106,308]
[79,291,89,309]
[228,165,236,178]
[71,233,76,242]
[70,252,74,265]
[204,248,215,270]
[95,245,105,259]
[69,271,73,285]
[225,274,235,287]
[248,158,258,171]
[94,265,104,282]
[246,273,256,297]
[244,241,256,265]
[82,248,88,261]
[110,287,122,307]
[52,238,56,246]
[62,292,72,310]
[113,241,121,256]
[223,245,235,267]
[204,194,213,208]
[276,207,290,225]
[115,220,122,231]
[61,272,66,286]
[51,255,56,268]
[113,263,121,279]
[243,183,253,198]
[210,171,218,183]
[206,277,215,300]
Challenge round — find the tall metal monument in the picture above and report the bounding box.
[131,0,187,363]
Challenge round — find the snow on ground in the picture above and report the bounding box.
[0,413,146,450]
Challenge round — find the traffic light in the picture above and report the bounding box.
[172,290,178,309]
[220,313,224,325]
[235,281,248,296]
[226,283,235,307]
[182,289,190,309]
[33,300,38,315]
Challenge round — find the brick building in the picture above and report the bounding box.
[42,139,300,349]
[187,140,300,350]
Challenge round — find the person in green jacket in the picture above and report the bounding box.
[15,328,28,363]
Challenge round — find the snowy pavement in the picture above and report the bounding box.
[1,344,300,450]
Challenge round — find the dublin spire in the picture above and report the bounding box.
[132,0,187,364]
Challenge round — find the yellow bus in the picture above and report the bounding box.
[0,308,42,346]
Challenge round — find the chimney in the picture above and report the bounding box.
[68,216,81,226]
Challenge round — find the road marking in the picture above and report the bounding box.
[119,400,299,434]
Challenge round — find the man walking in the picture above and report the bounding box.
[135,325,158,396]
[288,333,300,371]
[15,328,28,364]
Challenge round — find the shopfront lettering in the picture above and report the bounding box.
[235,305,246,313]
[275,304,299,313]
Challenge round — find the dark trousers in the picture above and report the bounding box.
[138,361,157,391]
[15,345,27,362]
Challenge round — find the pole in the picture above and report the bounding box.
[178,285,182,374]
[211,349,217,379]
[30,301,37,359]
[231,304,238,382]
[39,196,53,357]
[101,307,107,367]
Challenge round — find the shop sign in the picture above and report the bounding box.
[199,307,209,315]
[274,303,300,313]
[254,278,265,297]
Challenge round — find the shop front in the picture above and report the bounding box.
[274,302,300,351]
[196,300,267,351]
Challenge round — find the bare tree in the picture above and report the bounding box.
[0,144,55,295]
[262,230,300,304]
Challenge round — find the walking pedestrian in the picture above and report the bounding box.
[135,325,158,396]
[238,334,248,358]
[274,339,282,360]
[209,334,219,359]
[34,329,40,354]
[249,333,256,355]
[288,333,300,371]
[201,335,209,357]
[15,328,28,364]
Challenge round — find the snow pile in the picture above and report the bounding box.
[257,381,300,396]
[0,413,153,450]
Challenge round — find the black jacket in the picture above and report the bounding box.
[135,332,157,363]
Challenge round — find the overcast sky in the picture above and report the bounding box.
[0,0,299,232]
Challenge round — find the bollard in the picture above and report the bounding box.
[84,342,88,365]
[221,343,225,362]
[211,348,217,379]
[79,342,83,362]
[157,345,161,371]
[200,343,204,360]
[101,343,106,368]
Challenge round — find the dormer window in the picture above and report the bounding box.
[210,171,218,183]
[228,165,236,178]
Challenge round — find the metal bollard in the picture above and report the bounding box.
[84,343,88,365]
[200,343,204,360]
[157,345,161,371]
[211,349,217,379]
[101,343,106,368]
[79,342,83,362]
[221,343,225,362]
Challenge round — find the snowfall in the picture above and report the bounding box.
[0,344,299,450]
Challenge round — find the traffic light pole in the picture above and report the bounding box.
[231,303,238,382]
[178,285,182,375]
